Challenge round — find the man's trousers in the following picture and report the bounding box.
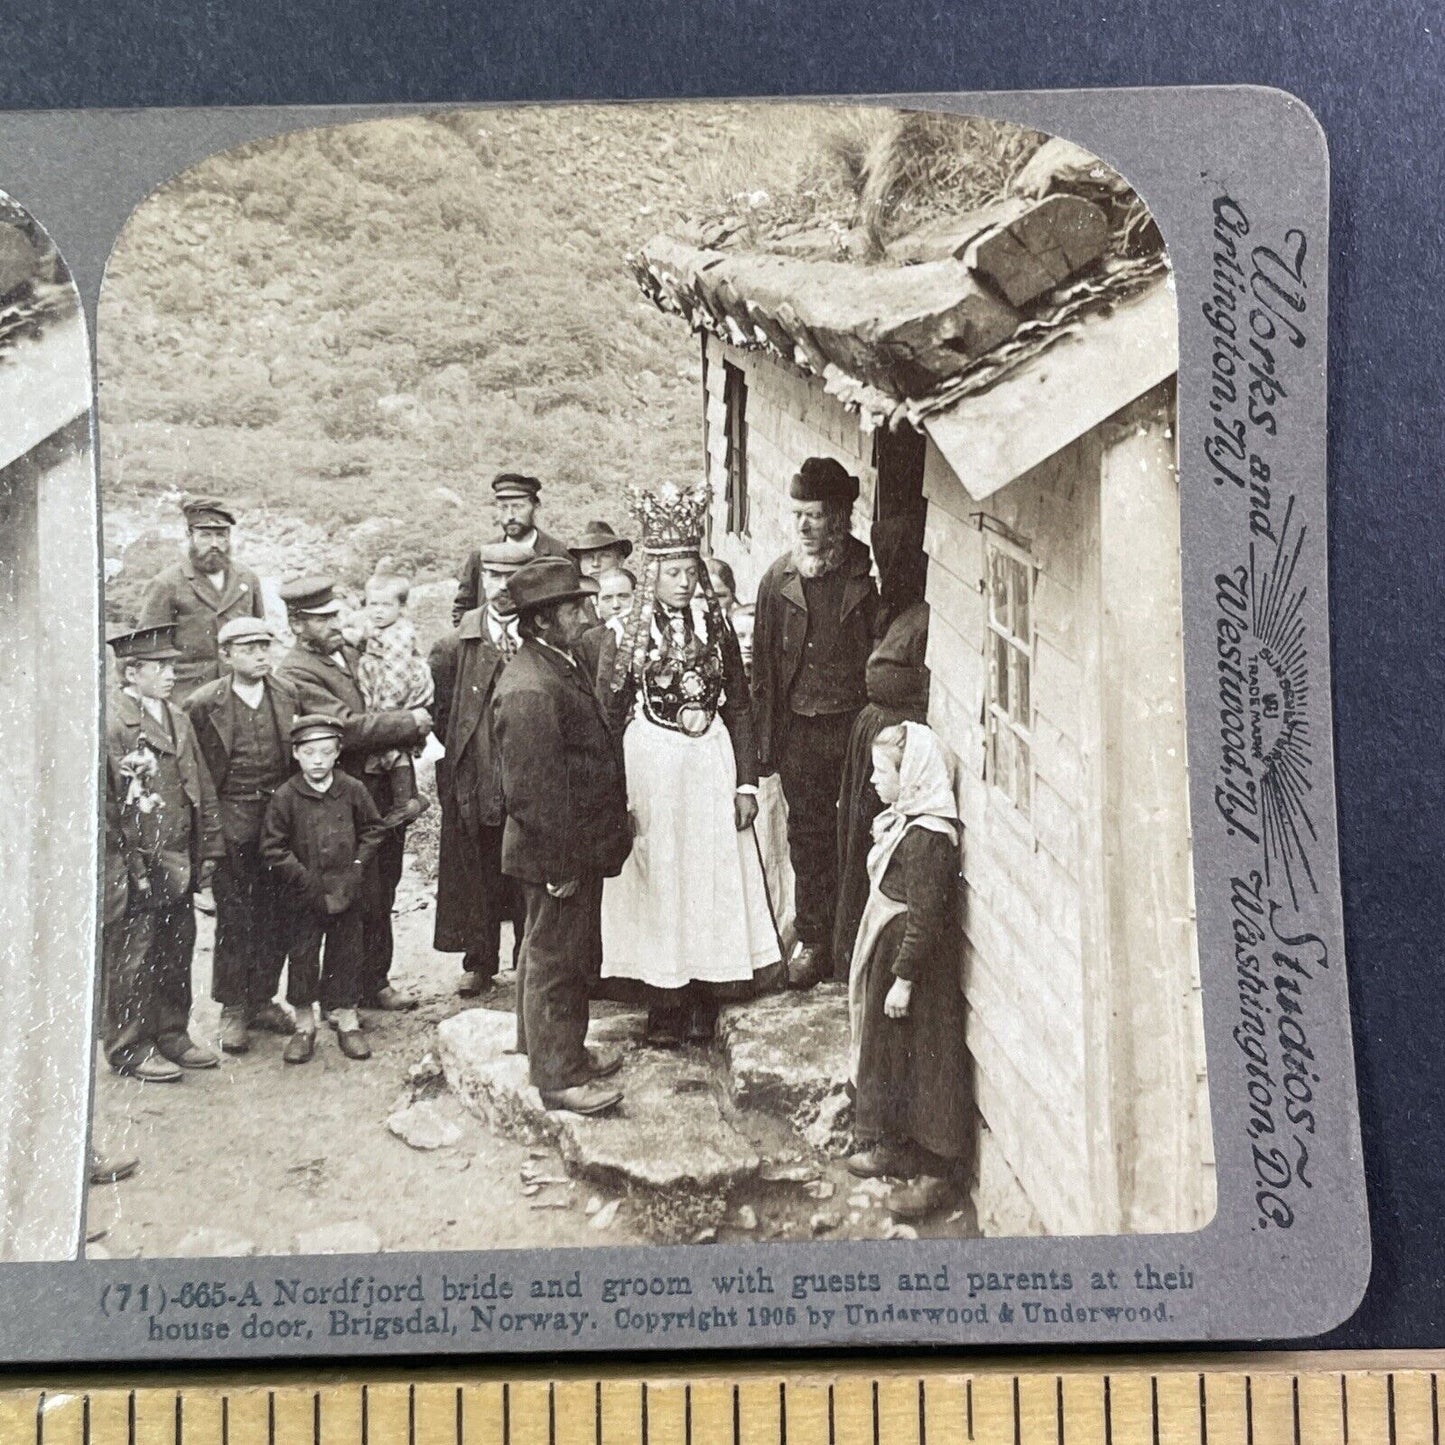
[776,710,858,959]
[211,839,288,1015]
[359,770,405,1001]
[514,876,603,1093]
[101,896,196,1064]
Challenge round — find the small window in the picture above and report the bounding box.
[723,360,749,535]
[984,536,1034,816]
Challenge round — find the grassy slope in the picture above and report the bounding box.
[98,102,875,618]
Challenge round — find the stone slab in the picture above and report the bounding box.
[438,1009,760,1193]
[717,984,851,1115]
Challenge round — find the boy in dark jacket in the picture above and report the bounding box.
[260,715,385,1064]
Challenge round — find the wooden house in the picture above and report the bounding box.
[632,139,1214,1236]
[0,205,93,1261]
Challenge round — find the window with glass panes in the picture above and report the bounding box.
[984,536,1034,816]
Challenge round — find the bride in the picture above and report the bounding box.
[597,482,782,1046]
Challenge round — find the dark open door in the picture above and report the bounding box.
[872,422,927,519]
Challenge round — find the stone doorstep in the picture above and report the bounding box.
[716,983,851,1115]
[437,1009,761,1194]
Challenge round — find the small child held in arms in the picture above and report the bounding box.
[355,571,434,829]
[260,714,386,1064]
[844,721,971,1221]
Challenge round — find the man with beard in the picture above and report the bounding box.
[137,498,266,706]
[452,473,572,624]
[492,556,630,1114]
[184,616,301,1054]
[752,457,878,990]
[428,541,529,998]
[274,577,431,1013]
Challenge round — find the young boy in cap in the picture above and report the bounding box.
[354,571,434,830]
[260,715,386,1063]
[273,574,431,1012]
[184,615,300,1054]
[453,472,571,624]
[104,623,226,1078]
[137,496,265,706]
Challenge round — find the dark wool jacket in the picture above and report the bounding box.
[452,528,571,624]
[105,690,225,902]
[750,534,878,773]
[491,638,631,886]
[183,675,300,843]
[428,609,510,831]
[273,642,426,776]
[136,556,266,689]
[260,772,385,915]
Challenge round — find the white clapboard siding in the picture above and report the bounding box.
[698,338,1204,1239]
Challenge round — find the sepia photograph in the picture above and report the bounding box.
[73,100,1213,1262]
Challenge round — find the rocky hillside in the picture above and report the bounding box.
[99,101,877,616]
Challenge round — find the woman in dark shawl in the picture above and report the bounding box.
[831,510,930,978]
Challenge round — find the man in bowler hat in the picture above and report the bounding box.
[103,623,226,1078]
[752,457,878,989]
[273,576,431,1012]
[428,541,529,997]
[453,473,571,624]
[184,616,300,1054]
[137,497,266,706]
[491,556,630,1114]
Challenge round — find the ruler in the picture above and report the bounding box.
[0,1353,1440,1444]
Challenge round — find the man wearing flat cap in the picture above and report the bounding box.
[184,616,300,1055]
[491,556,631,1115]
[273,576,431,1013]
[569,519,633,578]
[103,624,226,1080]
[136,497,267,706]
[752,456,878,990]
[428,542,529,997]
[452,472,572,625]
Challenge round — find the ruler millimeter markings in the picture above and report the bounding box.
[4,1357,1444,1445]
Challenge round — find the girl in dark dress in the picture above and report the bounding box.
[832,511,930,977]
[845,721,973,1220]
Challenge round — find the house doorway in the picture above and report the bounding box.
[872,421,927,519]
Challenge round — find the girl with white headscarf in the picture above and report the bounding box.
[846,721,972,1220]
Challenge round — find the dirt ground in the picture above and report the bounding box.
[86,859,660,1259]
[87,855,977,1258]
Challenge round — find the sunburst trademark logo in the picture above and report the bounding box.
[1215,496,1317,907]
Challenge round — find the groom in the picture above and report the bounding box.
[491,556,632,1114]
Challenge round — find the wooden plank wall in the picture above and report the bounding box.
[0,398,96,1262]
[1098,389,1215,1233]
[703,337,876,599]
[923,437,1100,1237]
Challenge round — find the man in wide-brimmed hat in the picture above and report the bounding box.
[136,496,267,706]
[752,456,878,990]
[491,556,631,1114]
[569,519,633,578]
[452,473,572,624]
[428,541,530,998]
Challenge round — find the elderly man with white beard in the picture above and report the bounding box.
[751,457,879,990]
